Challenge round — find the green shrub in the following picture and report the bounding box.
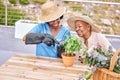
[7,8,25,26]
[19,0,29,5]
[71,5,82,11]
[64,1,69,4]
[0,3,25,26]
[9,0,17,4]
[32,0,46,3]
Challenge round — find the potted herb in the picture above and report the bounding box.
[62,35,82,67]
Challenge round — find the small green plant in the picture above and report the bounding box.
[9,0,17,4]
[32,0,46,3]
[71,5,82,11]
[63,36,82,56]
[19,0,29,5]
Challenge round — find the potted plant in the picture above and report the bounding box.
[79,45,120,80]
[62,35,82,67]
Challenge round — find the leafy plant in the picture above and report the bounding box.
[9,0,17,4]
[19,0,29,5]
[79,43,120,73]
[0,2,24,26]
[63,36,82,56]
[31,0,46,3]
[71,5,82,11]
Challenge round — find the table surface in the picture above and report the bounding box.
[0,54,92,80]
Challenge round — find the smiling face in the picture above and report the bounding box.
[75,20,91,38]
[48,18,61,28]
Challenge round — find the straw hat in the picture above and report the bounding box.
[39,1,66,23]
[67,15,101,32]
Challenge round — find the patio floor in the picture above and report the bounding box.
[0,27,36,65]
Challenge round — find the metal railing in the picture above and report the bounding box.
[64,0,120,5]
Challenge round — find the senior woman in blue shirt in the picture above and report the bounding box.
[23,1,71,58]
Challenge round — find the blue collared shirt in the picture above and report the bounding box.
[30,23,71,58]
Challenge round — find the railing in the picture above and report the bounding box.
[64,0,120,5]
[0,0,25,27]
[0,0,120,35]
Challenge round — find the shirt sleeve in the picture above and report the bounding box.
[97,33,116,52]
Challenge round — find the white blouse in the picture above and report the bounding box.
[83,32,115,52]
[75,32,115,60]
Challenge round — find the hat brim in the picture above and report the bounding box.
[67,16,101,33]
[39,7,66,23]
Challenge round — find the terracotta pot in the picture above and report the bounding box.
[62,52,76,67]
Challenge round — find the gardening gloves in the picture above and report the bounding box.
[25,33,65,58]
[57,41,65,58]
[25,33,57,46]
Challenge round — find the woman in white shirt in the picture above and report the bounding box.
[67,15,115,52]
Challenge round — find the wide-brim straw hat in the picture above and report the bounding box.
[39,1,66,23]
[67,15,101,32]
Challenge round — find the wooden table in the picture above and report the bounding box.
[0,54,92,80]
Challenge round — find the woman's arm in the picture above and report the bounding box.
[97,33,116,52]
